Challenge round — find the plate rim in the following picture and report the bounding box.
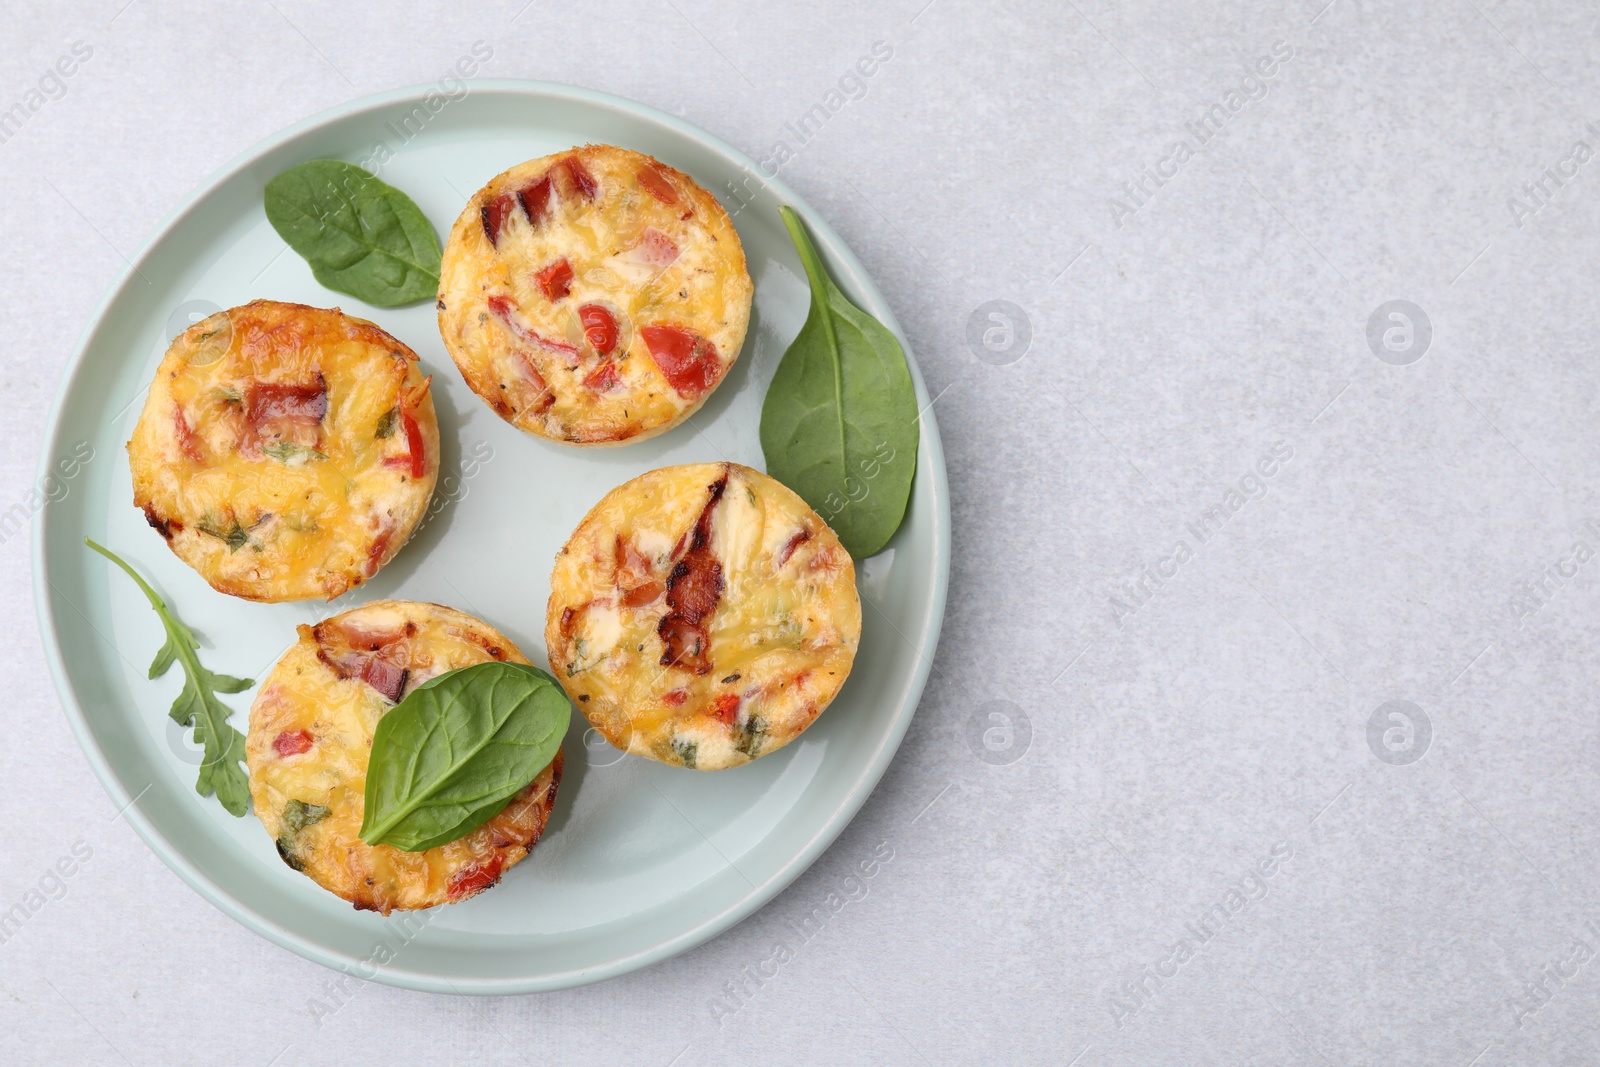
[31,77,950,994]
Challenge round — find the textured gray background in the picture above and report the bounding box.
[5,0,1600,1064]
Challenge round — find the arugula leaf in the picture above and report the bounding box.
[85,539,253,816]
[360,661,570,852]
[262,441,327,465]
[759,206,919,558]
[264,160,441,307]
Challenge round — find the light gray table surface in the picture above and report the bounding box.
[6,1,1600,1064]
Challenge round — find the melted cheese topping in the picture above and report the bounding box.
[246,600,562,913]
[546,463,861,770]
[127,300,439,601]
[437,145,752,445]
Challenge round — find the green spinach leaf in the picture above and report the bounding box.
[759,206,919,558]
[85,539,254,816]
[360,661,570,852]
[264,160,441,307]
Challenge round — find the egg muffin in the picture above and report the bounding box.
[546,463,861,770]
[128,300,439,602]
[247,600,563,913]
[437,144,752,445]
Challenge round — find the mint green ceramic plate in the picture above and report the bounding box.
[32,82,947,993]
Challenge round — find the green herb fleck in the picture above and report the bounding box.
[566,636,604,676]
[84,539,253,816]
[282,799,330,834]
[197,514,271,551]
[197,518,250,552]
[771,614,804,650]
[671,736,699,769]
[375,407,399,439]
[262,441,328,465]
[737,716,768,758]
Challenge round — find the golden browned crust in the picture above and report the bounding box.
[546,463,861,770]
[438,144,752,445]
[128,300,439,602]
[246,600,563,913]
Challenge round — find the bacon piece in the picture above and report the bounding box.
[326,618,413,651]
[535,258,574,302]
[518,176,553,229]
[620,579,663,607]
[658,472,728,674]
[354,656,406,703]
[246,381,327,425]
[636,164,678,205]
[507,159,594,241]
[579,304,619,355]
[776,529,811,568]
[487,295,579,360]
[658,617,709,671]
[663,688,688,707]
[273,729,313,757]
[314,617,412,703]
[506,349,556,416]
[641,325,721,399]
[667,547,722,620]
[173,404,204,463]
[614,535,652,584]
[558,157,598,201]
[447,855,505,900]
[711,693,740,725]
[241,377,327,454]
[481,192,518,246]
[613,535,662,604]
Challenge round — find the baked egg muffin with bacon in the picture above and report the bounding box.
[127,300,438,602]
[546,463,861,770]
[437,144,752,445]
[247,600,563,913]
